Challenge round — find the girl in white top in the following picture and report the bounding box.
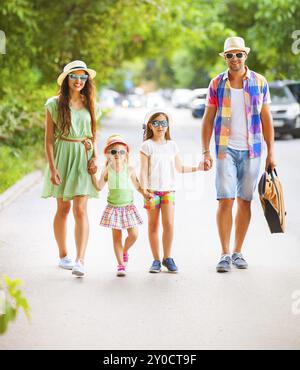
[140,109,207,273]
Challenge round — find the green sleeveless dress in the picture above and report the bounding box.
[42,96,101,201]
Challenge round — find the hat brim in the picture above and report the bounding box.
[104,140,129,154]
[219,47,250,57]
[57,67,96,86]
[144,108,173,126]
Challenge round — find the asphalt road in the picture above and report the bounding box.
[0,106,300,350]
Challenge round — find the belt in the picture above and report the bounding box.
[59,136,93,161]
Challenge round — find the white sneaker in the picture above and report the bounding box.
[59,256,74,270]
[116,265,126,277]
[72,261,85,277]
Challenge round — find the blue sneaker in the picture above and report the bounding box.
[232,253,248,269]
[162,258,178,273]
[149,260,161,273]
[216,255,231,273]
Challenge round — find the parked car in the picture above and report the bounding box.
[121,94,144,108]
[190,88,208,118]
[146,92,166,109]
[171,89,193,108]
[99,89,120,110]
[269,81,300,138]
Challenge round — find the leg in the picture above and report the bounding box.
[112,229,124,266]
[217,199,235,255]
[73,196,89,263]
[147,208,161,261]
[124,227,138,255]
[235,153,261,253]
[215,149,238,256]
[54,198,71,258]
[234,198,251,253]
[161,202,175,259]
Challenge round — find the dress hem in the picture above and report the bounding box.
[42,193,99,201]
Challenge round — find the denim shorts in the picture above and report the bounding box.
[216,148,261,201]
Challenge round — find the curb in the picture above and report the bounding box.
[0,171,43,212]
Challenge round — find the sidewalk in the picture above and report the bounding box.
[0,171,42,212]
[0,107,300,350]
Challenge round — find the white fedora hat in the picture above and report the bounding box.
[57,60,96,86]
[219,36,250,57]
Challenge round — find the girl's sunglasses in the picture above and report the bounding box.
[225,52,245,59]
[68,73,89,82]
[109,149,127,156]
[151,120,169,128]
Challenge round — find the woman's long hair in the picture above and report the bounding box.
[57,73,97,138]
[144,112,171,141]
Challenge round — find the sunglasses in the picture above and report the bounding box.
[68,73,88,82]
[151,120,169,128]
[109,149,127,156]
[225,52,245,59]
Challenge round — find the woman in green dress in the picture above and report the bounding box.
[42,60,101,277]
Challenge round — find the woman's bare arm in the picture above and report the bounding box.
[45,109,61,185]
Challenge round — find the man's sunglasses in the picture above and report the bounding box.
[109,149,127,156]
[151,120,169,128]
[68,73,89,82]
[225,52,245,59]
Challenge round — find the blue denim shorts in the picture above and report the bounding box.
[216,148,261,202]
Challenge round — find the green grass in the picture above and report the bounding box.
[0,143,44,194]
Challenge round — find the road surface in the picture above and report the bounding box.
[0,107,300,350]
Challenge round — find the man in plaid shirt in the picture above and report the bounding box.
[201,36,276,273]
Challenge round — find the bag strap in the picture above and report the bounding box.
[267,167,278,178]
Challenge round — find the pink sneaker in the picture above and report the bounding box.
[123,252,129,265]
[117,265,126,277]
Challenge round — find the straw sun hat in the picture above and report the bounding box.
[57,60,96,86]
[219,36,250,57]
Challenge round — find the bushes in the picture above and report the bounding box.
[0,143,44,194]
[0,79,56,193]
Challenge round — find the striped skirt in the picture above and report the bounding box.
[100,204,143,230]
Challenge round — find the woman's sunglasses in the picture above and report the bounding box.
[151,120,169,128]
[225,52,245,59]
[109,149,127,156]
[68,73,89,82]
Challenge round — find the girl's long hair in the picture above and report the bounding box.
[57,73,97,138]
[144,112,171,141]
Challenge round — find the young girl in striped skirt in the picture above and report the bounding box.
[91,135,152,276]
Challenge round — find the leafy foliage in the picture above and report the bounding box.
[0,276,30,335]
[0,0,300,191]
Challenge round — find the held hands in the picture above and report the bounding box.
[88,158,98,175]
[143,190,154,201]
[199,153,213,171]
[50,168,62,185]
[198,160,210,171]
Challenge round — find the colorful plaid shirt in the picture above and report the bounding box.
[206,66,271,159]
